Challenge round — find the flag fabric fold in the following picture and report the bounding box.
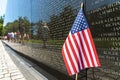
[62,8,101,76]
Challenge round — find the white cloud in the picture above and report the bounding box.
[0,0,7,16]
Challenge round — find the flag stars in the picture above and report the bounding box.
[71,10,88,34]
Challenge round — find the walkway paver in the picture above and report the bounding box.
[0,40,26,80]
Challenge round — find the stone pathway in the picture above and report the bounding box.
[0,40,26,80]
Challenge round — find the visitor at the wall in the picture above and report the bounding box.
[7,33,10,42]
[40,22,50,48]
[14,32,17,42]
[10,32,15,42]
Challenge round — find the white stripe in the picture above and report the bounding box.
[80,30,93,67]
[66,37,79,72]
[63,42,75,75]
[69,34,82,71]
[74,32,88,68]
[84,29,98,66]
[72,33,83,70]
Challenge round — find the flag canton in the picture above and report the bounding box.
[71,9,88,34]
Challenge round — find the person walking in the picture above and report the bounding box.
[40,22,50,48]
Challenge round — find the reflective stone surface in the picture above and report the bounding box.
[4,0,120,80]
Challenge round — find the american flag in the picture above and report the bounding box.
[62,8,101,76]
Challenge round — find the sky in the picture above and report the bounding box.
[0,0,7,16]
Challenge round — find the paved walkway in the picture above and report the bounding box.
[0,40,26,80]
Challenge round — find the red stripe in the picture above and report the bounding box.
[78,32,90,68]
[87,29,101,66]
[82,29,95,67]
[64,41,77,74]
[62,47,72,75]
[72,34,84,70]
[67,36,78,73]
[68,35,80,72]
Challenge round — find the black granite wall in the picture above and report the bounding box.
[4,0,120,80]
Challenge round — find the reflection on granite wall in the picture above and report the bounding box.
[4,0,120,80]
[86,1,120,80]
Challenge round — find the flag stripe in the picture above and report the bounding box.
[74,33,85,69]
[68,35,80,72]
[79,31,91,67]
[73,34,84,70]
[65,41,77,74]
[62,44,74,75]
[81,30,94,67]
[77,32,88,68]
[67,36,79,72]
[87,29,101,66]
[84,29,97,66]
[82,29,95,67]
[62,48,72,75]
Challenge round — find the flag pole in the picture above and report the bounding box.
[75,3,84,80]
[92,68,95,79]
[81,3,88,80]
[81,2,84,9]
[75,73,78,80]
[86,68,88,80]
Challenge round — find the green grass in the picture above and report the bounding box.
[27,39,117,48]
[94,40,114,48]
[29,39,43,43]
[28,39,64,45]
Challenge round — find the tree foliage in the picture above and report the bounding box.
[0,16,4,36]
[48,5,76,40]
[4,17,31,35]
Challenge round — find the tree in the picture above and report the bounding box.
[5,16,31,35]
[48,5,75,40]
[0,16,4,36]
[0,23,3,36]
[4,22,14,34]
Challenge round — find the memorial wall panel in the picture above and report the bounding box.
[4,0,120,79]
[86,1,120,80]
[30,1,120,79]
